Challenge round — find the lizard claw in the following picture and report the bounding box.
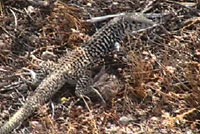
[91,87,106,104]
[20,68,40,87]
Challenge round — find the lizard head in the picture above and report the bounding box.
[119,12,156,33]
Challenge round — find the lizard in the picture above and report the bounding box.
[0,12,156,134]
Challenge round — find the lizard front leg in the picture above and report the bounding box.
[74,69,106,104]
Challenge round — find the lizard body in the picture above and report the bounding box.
[0,12,155,134]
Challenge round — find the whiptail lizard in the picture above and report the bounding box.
[0,12,156,134]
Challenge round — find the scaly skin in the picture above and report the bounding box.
[0,12,155,134]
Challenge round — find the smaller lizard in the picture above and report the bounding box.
[0,12,156,134]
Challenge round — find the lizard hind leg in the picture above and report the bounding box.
[75,69,106,104]
[20,60,57,88]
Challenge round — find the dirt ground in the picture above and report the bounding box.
[0,0,200,134]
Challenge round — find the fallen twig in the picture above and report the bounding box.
[10,9,18,31]
[166,0,200,16]
[85,12,125,23]
[27,0,50,7]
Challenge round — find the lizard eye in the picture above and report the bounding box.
[132,20,136,24]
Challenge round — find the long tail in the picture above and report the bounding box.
[0,71,66,134]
